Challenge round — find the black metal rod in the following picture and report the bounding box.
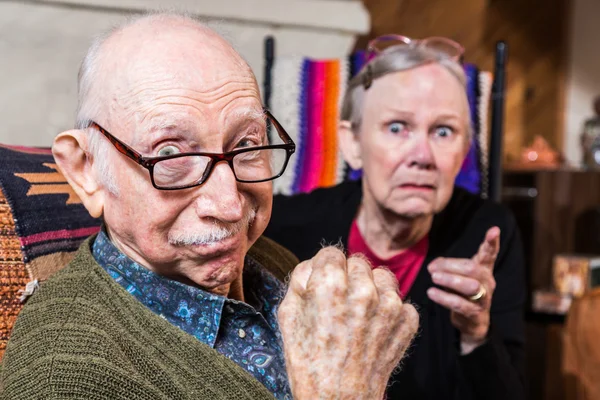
[263,36,275,110]
[489,41,507,203]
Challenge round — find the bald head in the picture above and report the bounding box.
[76,12,255,129]
[73,12,260,196]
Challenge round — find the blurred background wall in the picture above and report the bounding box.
[4,0,600,170]
[0,0,368,147]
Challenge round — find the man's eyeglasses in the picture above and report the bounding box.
[86,110,296,190]
[367,34,465,62]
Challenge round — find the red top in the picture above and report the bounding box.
[347,219,429,299]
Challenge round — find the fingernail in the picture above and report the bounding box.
[432,272,440,281]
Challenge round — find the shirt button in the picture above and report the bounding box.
[238,328,246,338]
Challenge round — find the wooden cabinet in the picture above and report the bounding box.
[503,168,600,400]
[504,169,600,294]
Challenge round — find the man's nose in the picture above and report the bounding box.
[194,161,243,223]
[407,132,435,169]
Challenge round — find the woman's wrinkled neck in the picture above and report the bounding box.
[357,191,432,260]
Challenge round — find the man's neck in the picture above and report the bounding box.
[227,277,245,302]
[357,200,432,260]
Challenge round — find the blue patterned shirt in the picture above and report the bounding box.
[92,230,291,399]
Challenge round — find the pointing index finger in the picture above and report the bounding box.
[472,227,500,269]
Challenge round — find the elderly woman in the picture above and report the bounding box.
[265,36,525,400]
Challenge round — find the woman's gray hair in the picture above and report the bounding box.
[341,46,472,139]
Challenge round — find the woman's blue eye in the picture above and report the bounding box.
[435,126,454,138]
[388,122,406,134]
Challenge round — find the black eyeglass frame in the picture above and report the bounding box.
[86,109,296,190]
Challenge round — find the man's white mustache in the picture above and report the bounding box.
[168,208,257,246]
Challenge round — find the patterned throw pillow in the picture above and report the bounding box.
[0,144,101,358]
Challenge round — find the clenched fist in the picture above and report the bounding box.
[278,247,419,400]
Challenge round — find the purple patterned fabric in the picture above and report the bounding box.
[294,60,311,194]
[455,63,483,195]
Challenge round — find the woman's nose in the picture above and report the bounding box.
[406,132,435,168]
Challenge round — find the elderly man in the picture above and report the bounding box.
[1,12,418,400]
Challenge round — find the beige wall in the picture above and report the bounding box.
[0,0,368,147]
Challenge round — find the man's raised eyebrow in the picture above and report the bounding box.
[132,119,195,150]
[230,108,266,123]
[147,119,180,132]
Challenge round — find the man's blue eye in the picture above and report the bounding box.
[237,139,253,148]
[236,137,263,149]
[157,145,180,157]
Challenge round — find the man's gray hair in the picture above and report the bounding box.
[73,11,208,196]
[340,46,472,139]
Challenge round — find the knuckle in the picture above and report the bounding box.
[315,245,346,263]
[373,267,399,289]
[350,283,378,305]
[288,260,312,290]
[463,305,480,319]
[347,256,375,279]
[452,275,463,287]
[379,291,403,315]
[315,271,348,296]
[403,304,420,333]
[466,279,480,293]
[464,261,477,275]
[293,260,311,275]
[348,253,373,269]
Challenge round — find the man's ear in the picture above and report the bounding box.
[339,120,363,171]
[52,130,105,218]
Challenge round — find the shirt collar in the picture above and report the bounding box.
[91,229,285,346]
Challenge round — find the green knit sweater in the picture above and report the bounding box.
[1,236,298,399]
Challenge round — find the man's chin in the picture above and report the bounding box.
[181,252,245,293]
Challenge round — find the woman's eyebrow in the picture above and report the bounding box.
[434,113,462,122]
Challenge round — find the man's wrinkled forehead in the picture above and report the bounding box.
[95,17,260,137]
[128,106,266,150]
[101,25,255,95]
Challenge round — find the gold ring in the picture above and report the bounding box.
[468,285,487,302]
